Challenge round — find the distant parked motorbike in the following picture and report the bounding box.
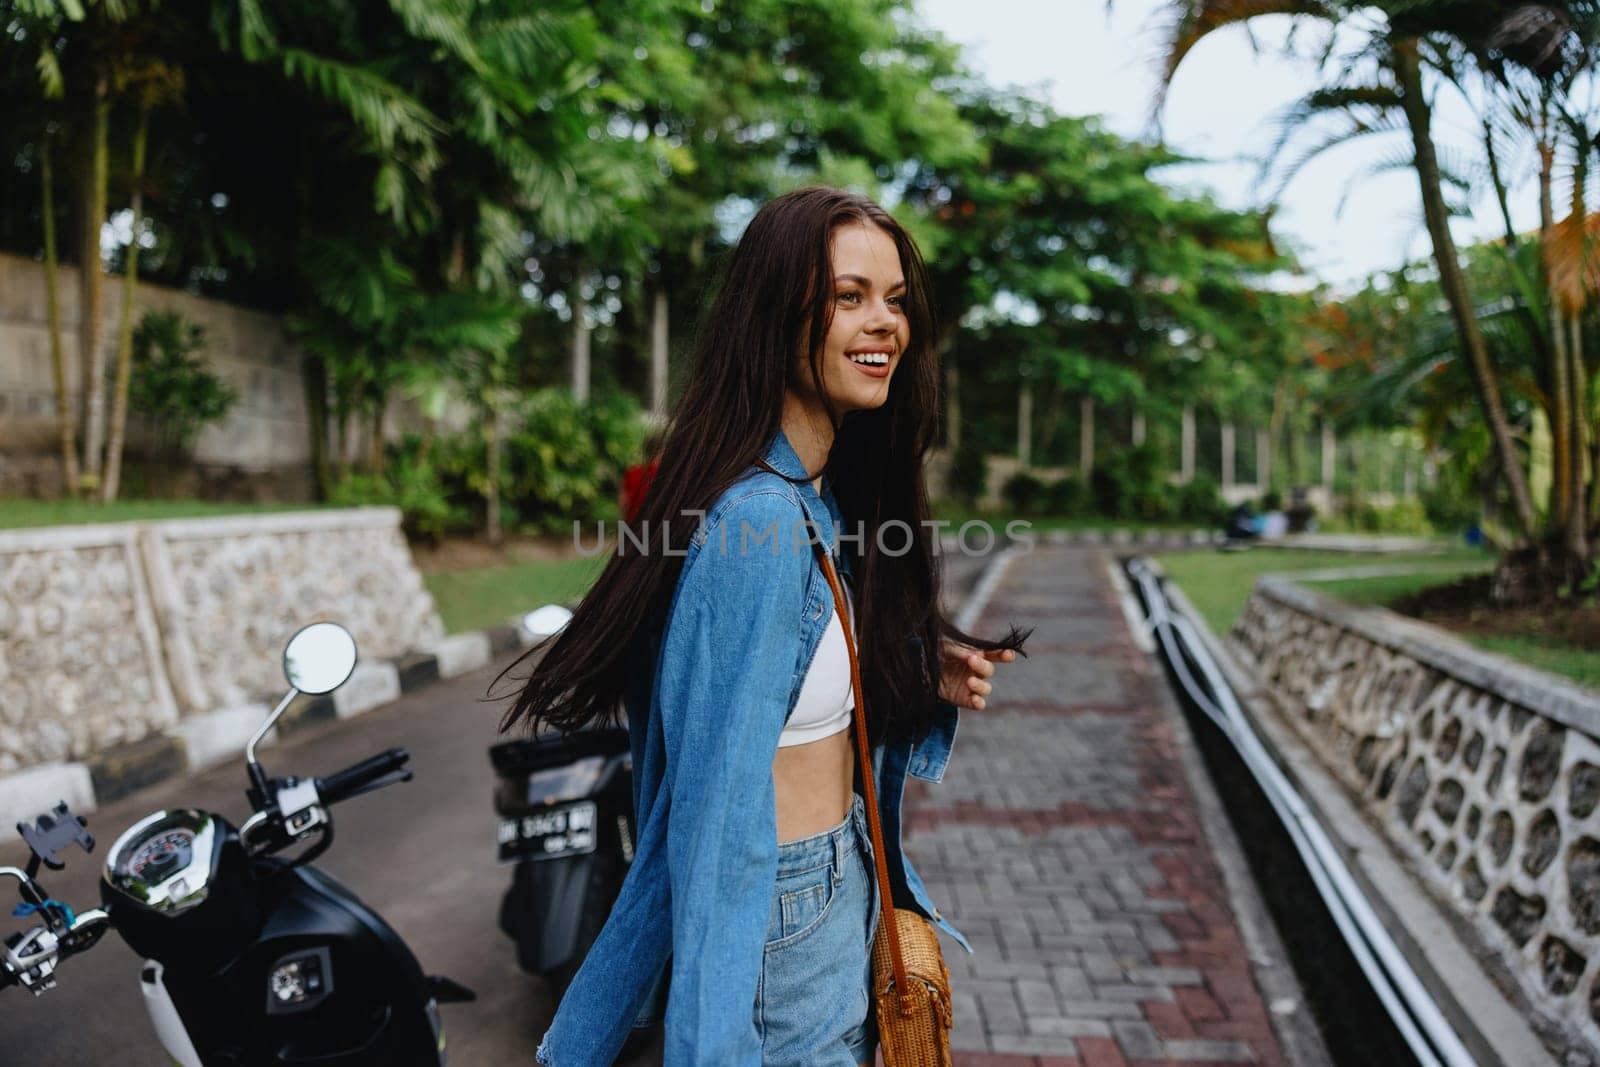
[490,605,662,1049]
[1,621,474,1066]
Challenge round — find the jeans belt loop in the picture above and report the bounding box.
[833,819,847,886]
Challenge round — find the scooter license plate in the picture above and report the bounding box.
[496,801,599,863]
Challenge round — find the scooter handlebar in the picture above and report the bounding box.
[316,748,411,806]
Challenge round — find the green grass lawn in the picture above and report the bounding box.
[0,498,329,529]
[1153,547,1492,635]
[422,555,605,634]
[1464,635,1600,691]
[932,505,1204,534]
[1155,545,1600,693]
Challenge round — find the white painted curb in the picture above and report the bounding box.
[333,662,402,720]
[0,762,96,833]
[433,632,492,679]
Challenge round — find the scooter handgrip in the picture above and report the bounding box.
[317,748,411,804]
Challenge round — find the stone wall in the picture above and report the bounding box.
[0,252,311,497]
[0,253,462,499]
[0,508,442,776]
[1230,578,1600,1056]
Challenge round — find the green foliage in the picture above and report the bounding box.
[129,310,237,452]
[1172,476,1226,526]
[1421,477,1479,532]
[1002,471,1048,514]
[1090,444,1172,521]
[503,390,639,534]
[327,448,468,542]
[1046,475,1088,516]
[948,437,988,504]
[332,389,646,541]
[1344,500,1436,536]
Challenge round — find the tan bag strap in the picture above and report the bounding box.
[750,455,913,1013]
[814,542,915,1017]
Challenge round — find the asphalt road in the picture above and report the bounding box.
[0,549,989,1065]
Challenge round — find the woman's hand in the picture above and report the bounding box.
[937,641,1017,711]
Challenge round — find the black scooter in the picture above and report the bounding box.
[1,621,474,1066]
[490,605,662,1050]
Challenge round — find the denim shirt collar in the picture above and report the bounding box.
[759,428,850,579]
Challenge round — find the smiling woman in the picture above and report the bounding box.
[499,186,1028,1067]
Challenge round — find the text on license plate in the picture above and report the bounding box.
[497,801,598,862]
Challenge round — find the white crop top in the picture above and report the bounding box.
[777,577,855,747]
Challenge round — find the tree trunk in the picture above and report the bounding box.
[945,354,961,452]
[77,77,110,492]
[650,287,669,419]
[303,355,331,499]
[1393,39,1539,542]
[1078,396,1094,477]
[1017,382,1033,469]
[485,397,503,545]
[1484,117,1518,250]
[367,392,388,473]
[571,281,591,404]
[1540,140,1572,528]
[1565,150,1591,568]
[1180,405,1195,484]
[1221,422,1236,490]
[101,97,152,502]
[41,134,80,495]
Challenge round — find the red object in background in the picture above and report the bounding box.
[620,458,660,522]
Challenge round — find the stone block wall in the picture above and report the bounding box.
[0,253,309,497]
[0,252,465,499]
[0,508,442,775]
[0,523,179,773]
[1230,578,1600,1057]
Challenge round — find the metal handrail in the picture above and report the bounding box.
[1125,557,1474,1067]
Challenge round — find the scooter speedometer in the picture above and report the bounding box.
[105,811,221,914]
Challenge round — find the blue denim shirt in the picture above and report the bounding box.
[535,428,969,1067]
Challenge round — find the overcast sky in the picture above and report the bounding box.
[915,0,1543,290]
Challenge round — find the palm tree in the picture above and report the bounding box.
[1153,0,1546,550]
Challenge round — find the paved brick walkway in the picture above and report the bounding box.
[904,546,1290,1066]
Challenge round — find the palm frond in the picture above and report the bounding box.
[35,45,64,98]
[384,0,488,76]
[1154,0,1336,122]
[280,48,444,157]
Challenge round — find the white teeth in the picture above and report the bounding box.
[849,352,889,365]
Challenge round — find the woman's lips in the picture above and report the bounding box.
[847,354,893,379]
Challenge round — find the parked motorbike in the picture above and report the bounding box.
[490,605,663,1049]
[1,621,474,1066]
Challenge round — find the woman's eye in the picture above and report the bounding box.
[888,295,905,307]
[837,291,860,303]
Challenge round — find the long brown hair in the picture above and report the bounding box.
[497,186,1027,744]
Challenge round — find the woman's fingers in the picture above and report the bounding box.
[967,676,992,697]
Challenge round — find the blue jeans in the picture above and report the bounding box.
[755,794,881,1065]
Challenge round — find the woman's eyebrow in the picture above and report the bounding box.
[834,273,906,290]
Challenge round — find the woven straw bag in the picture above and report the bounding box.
[815,545,955,1067]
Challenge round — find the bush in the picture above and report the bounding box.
[1046,475,1088,515]
[1090,444,1171,521]
[948,437,988,503]
[1421,478,1477,532]
[130,310,237,454]
[1003,471,1048,514]
[1348,500,1434,536]
[1172,476,1225,525]
[330,388,645,541]
[504,389,641,534]
[328,449,468,542]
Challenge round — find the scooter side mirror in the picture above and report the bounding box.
[282,622,359,695]
[522,605,573,639]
